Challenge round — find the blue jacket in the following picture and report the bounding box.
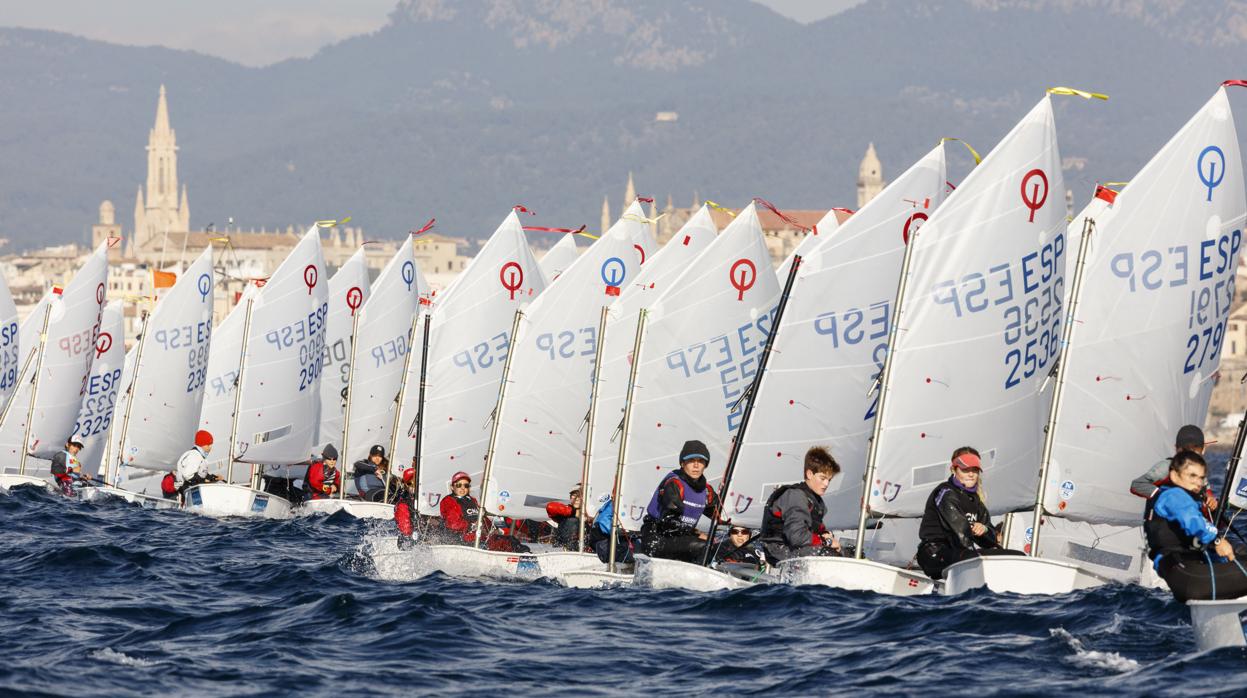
[593,498,614,535]
[1151,486,1223,568]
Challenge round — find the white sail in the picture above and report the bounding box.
[318,247,371,448]
[113,247,216,473]
[869,97,1066,517]
[1044,88,1246,524]
[539,234,580,281]
[483,203,648,520]
[340,237,420,465]
[776,214,840,280]
[0,243,108,462]
[731,145,949,530]
[234,226,329,465]
[1230,433,1247,511]
[405,212,545,514]
[73,301,125,476]
[630,210,659,268]
[585,206,719,512]
[616,204,781,531]
[198,284,258,475]
[0,273,19,411]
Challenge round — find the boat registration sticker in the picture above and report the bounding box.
[1059,480,1075,500]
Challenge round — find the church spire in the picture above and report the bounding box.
[623,171,636,211]
[138,84,185,247]
[600,195,611,234]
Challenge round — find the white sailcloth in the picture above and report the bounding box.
[539,234,580,281]
[0,243,108,463]
[72,301,124,477]
[1043,87,1246,524]
[405,212,545,514]
[616,204,781,531]
[233,226,329,465]
[113,247,216,473]
[198,284,258,475]
[731,145,949,530]
[318,248,371,448]
[776,213,841,280]
[484,203,648,520]
[340,237,420,465]
[585,206,719,512]
[0,273,19,412]
[869,96,1066,517]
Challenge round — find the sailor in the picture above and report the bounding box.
[1130,424,1217,513]
[1145,450,1247,602]
[545,485,585,550]
[716,524,765,571]
[437,471,529,552]
[916,447,1024,580]
[174,430,221,498]
[639,439,722,563]
[305,445,341,500]
[758,446,843,564]
[352,445,389,502]
[587,495,635,564]
[394,468,418,549]
[50,439,90,496]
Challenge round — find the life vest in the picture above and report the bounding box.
[1144,485,1205,561]
[161,473,177,496]
[449,494,480,525]
[760,482,827,547]
[645,470,711,527]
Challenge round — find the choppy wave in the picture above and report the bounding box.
[2,478,1246,696]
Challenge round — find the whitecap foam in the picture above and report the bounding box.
[1050,627,1139,673]
[90,647,155,668]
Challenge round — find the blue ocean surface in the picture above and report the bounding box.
[2,457,1246,697]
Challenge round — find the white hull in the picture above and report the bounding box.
[0,473,50,492]
[1188,599,1247,651]
[560,570,635,589]
[778,556,935,595]
[633,555,753,592]
[535,551,606,577]
[298,498,394,520]
[183,483,293,520]
[79,485,178,509]
[423,544,542,582]
[942,555,1110,595]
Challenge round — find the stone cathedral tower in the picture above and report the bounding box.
[133,85,190,248]
[856,142,885,208]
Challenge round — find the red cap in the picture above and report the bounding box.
[402,469,415,483]
[450,471,472,485]
[952,453,982,471]
[195,430,214,447]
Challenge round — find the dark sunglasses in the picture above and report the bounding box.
[452,482,470,488]
[729,528,750,535]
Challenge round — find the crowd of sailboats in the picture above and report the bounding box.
[3,85,1247,631]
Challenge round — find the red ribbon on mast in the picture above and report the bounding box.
[753,197,810,232]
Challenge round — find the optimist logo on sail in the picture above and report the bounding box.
[1020,169,1048,223]
[729,259,757,301]
[1198,145,1225,202]
[601,257,626,296]
[197,273,212,302]
[500,262,524,300]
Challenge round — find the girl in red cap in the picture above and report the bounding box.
[171,430,223,501]
[434,471,528,552]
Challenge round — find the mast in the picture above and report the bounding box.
[17,302,54,476]
[701,255,803,566]
[407,314,432,512]
[337,309,363,500]
[577,306,610,552]
[474,309,524,548]
[609,309,648,573]
[1029,217,1096,554]
[384,308,425,504]
[1214,407,1247,532]
[103,307,151,487]
[855,222,923,556]
[226,295,255,487]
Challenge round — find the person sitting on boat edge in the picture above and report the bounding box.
[916,447,1023,580]
[716,524,765,571]
[394,468,418,549]
[50,438,91,496]
[436,471,530,553]
[1145,450,1247,602]
[353,445,390,502]
[305,444,341,501]
[758,446,844,565]
[639,439,723,563]
[546,485,585,550]
[174,430,222,499]
[1130,424,1217,514]
[588,495,635,564]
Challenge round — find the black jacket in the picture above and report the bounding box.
[759,482,829,563]
[918,478,999,551]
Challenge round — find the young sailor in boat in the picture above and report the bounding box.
[716,525,765,571]
[352,445,389,502]
[1145,450,1247,602]
[639,440,723,562]
[588,495,635,564]
[394,468,418,549]
[50,439,91,496]
[1130,424,1217,513]
[174,430,222,499]
[304,445,341,500]
[545,485,585,550]
[758,446,843,565]
[915,447,1023,580]
[436,471,530,553]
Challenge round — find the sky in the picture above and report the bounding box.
[0,0,866,67]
